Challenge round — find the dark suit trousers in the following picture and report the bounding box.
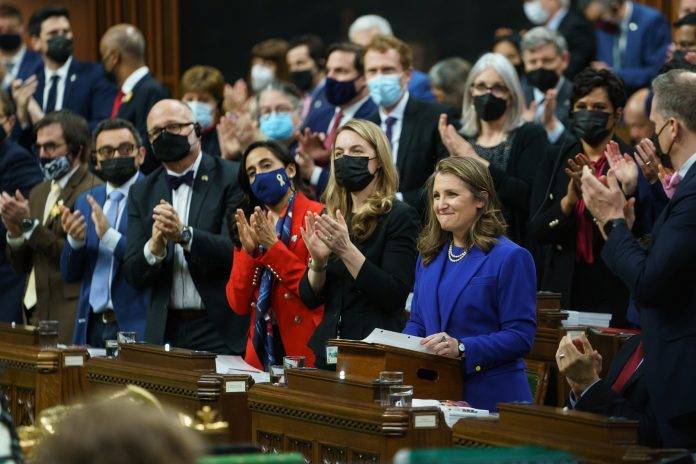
[164,310,232,354]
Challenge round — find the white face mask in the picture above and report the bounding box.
[251,64,275,92]
[524,0,550,25]
[186,100,215,130]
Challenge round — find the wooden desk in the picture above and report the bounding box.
[452,403,686,464]
[0,323,87,426]
[84,343,252,443]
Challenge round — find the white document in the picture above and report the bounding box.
[215,355,271,384]
[361,328,430,354]
[87,348,107,358]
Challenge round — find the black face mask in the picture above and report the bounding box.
[526,68,559,93]
[291,69,314,92]
[152,131,192,162]
[0,33,21,52]
[98,156,138,185]
[571,109,612,146]
[651,121,674,169]
[46,35,73,64]
[325,77,359,106]
[473,93,508,121]
[334,155,374,192]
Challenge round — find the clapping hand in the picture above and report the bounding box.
[0,190,30,237]
[437,114,485,165]
[59,204,86,242]
[300,211,330,268]
[223,79,249,113]
[634,138,661,184]
[581,167,626,232]
[540,89,560,132]
[235,209,259,254]
[312,210,353,258]
[556,334,602,396]
[604,140,638,195]
[86,195,110,239]
[250,206,278,249]
[152,200,183,242]
[297,128,329,162]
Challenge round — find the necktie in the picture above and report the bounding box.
[384,116,397,146]
[110,90,125,118]
[165,171,195,190]
[88,190,125,313]
[323,110,344,149]
[45,75,60,113]
[24,182,62,309]
[611,341,644,393]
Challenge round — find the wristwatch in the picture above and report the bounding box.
[21,218,37,233]
[177,226,193,246]
[457,341,465,358]
[602,218,627,238]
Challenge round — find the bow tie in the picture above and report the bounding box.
[165,171,195,190]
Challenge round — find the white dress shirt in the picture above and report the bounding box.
[378,91,409,165]
[144,153,203,310]
[42,56,73,112]
[677,152,696,179]
[2,45,27,89]
[121,66,149,94]
[546,7,568,31]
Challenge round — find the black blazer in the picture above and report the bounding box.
[368,96,457,212]
[558,9,597,79]
[122,153,247,353]
[528,131,629,322]
[573,335,660,447]
[602,161,696,449]
[117,73,170,175]
[300,200,419,368]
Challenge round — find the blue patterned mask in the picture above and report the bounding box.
[251,167,291,205]
[260,112,295,141]
[40,155,71,180]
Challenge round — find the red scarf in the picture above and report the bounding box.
[574,156,607,264]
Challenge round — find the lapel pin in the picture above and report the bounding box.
[122,91,133,103]
[201,174,209,182]
[70,74,76,82]
[629,22,638,31]
[291,234,298,242]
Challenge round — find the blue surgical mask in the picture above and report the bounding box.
[259,112,295,141]
[40,155,71,180]
[251,167,291,205]
[187,101,215,130]
[367,74,404,107]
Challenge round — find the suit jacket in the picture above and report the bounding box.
[573,335,660,447]
[60,177,150,345]
[601,159,696,448]
[522,77,573,129]
[404,237,537,411]
[300,200,419,368]
[557,9,597,79]
[368,96,456,211]
[6,165,102,343]
[15,49,43,83]
[595,3,671,90]
[117,73,170,174]
[32,58,117,129]
[408,69,435,102]
[303,96,377,136]
[226,192,324,369]
[0,139,43,323]
[122,153,247,353]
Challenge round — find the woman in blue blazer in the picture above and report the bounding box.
[404,156,537,411]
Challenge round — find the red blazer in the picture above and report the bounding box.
[226,192,324,369]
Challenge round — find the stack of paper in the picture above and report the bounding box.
[412,399,491,428]
[216,355,270,384]
[562,310,612,328]
[362,328,429,353]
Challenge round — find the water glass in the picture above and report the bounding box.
[38,320,59,348]
[377,371,404,405]
[388,385,414,408]
[117,331,137,344]
[283,355,306,369]
[270,365,285,385]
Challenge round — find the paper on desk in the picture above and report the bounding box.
[87,348,107,358]
[361,328,429,353]
[215,355,271,384]
[412,399,492,427]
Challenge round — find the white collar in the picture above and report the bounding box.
[121,66,149,94]
[621,2,634,29]
[165,151,203,178]
[379,90,410,121]
[106,170,140,197]
[677,151,696,178]
[546,8,568,31]
[338,93,372,118]
[53,163,80,189]
[45,56,72,80]
[9,45,26,66]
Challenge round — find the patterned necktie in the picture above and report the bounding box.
[88,190,125,313]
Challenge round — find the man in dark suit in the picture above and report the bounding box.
[363,36,454,210]
[13,6,116,132]
[100,24,169,175]
[60,119,149,347]
[0,110,101,344]
[581,69,696,448]
[0,4,42,89]
[523,0,596,79]
[0,90,43,323]
[123,99,246,354]
[594,0,671,91]
[556,334,658,446]
[520,27,574,144]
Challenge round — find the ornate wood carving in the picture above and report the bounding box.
[36,351,59,373]
[196,373,222,402]
[86,371,198,399]
[15,387,36,427]
[351,450,379,464]
[318,444,347,464]
[257,430,283,454]
[286,436,313,463]
[249,401,382,434]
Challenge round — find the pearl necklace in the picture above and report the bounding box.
[448,242,469,263]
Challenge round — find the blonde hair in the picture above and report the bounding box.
[324,119,398,242]
[418,157,507,265]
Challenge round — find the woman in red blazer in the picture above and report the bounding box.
[226,140,324,370]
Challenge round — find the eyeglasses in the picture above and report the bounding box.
[471,82,509,98]
[96,142,136,158]
[33,141,67,156]
[147,122,195,141]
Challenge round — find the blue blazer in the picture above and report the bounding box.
[408,69,435,102]
[404,237,537,411]
[60,178,149,345]
[302,96,377,135]
[32,58,117,129]
[595,3,671,90]
[0,140,43,323]
[15,49,43,83]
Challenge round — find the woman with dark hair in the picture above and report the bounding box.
[404,156,536,411]
[226,140,323,370]
[528,68,632,326]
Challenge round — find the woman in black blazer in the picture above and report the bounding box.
[438,52,548,246]
[299,119,419,369]
[528,69,630,327]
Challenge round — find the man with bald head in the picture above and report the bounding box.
[123,99,245,354]
[624,88,654,145]
[100,24,169,174]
